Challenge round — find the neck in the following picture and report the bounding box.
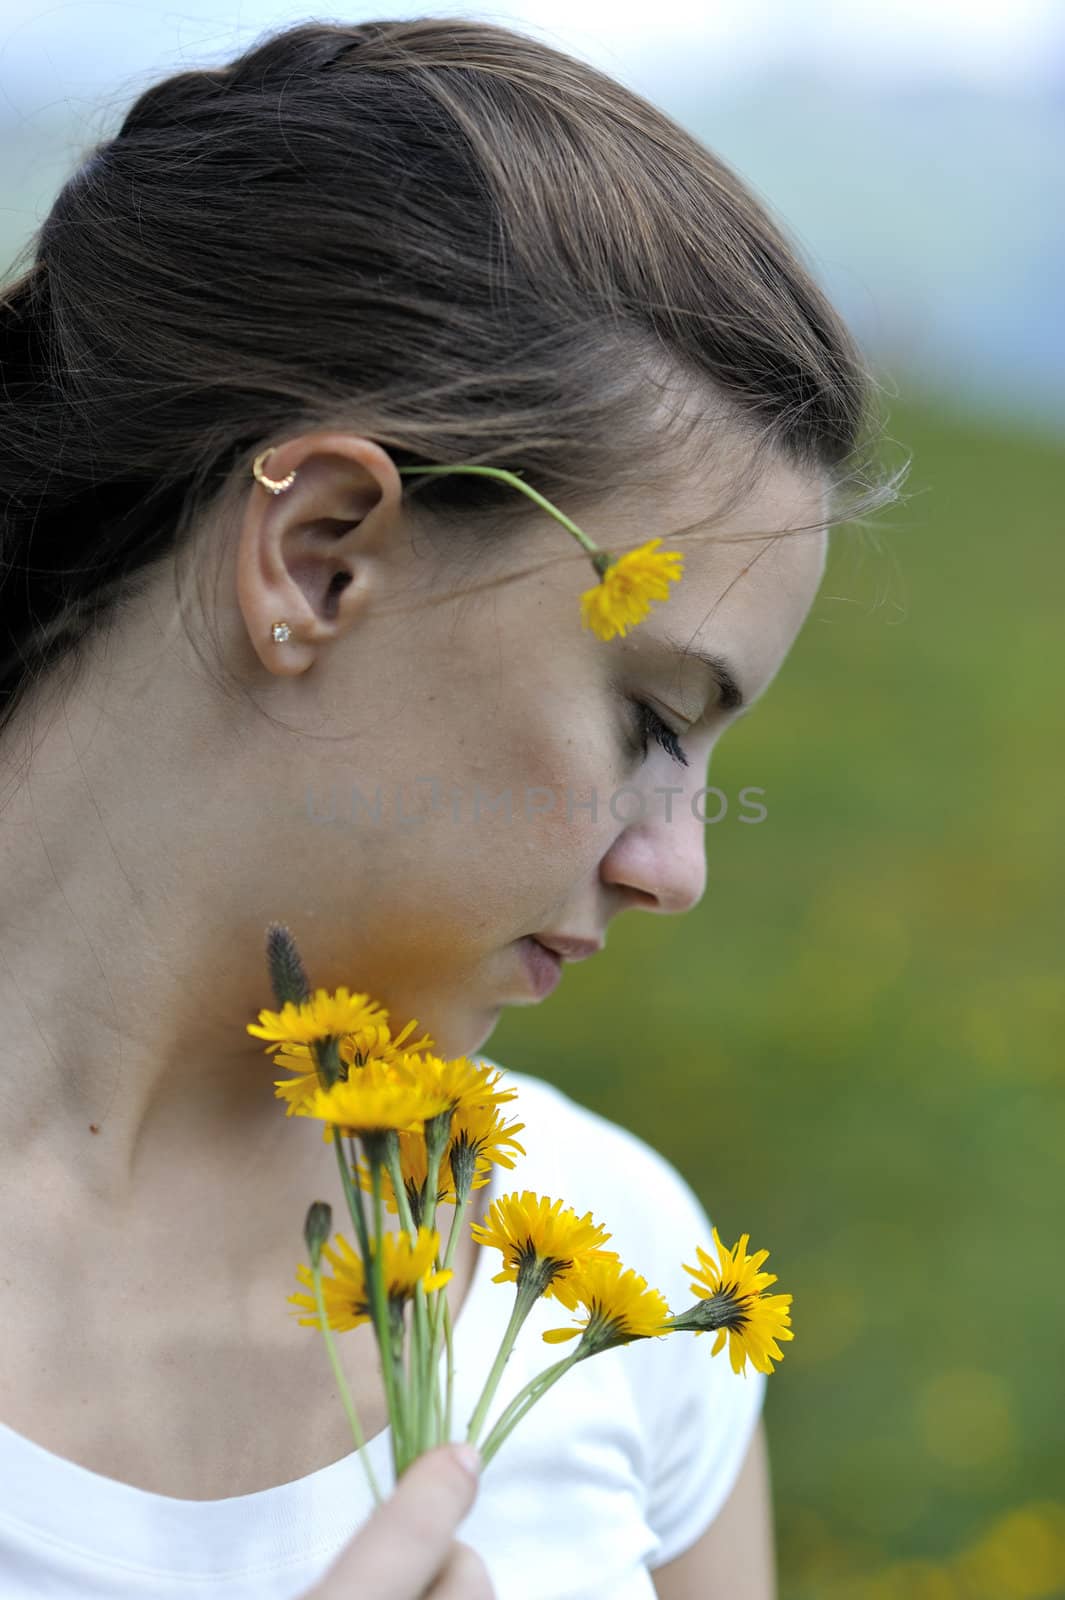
[0,728,310,1212]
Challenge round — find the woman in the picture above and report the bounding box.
[0,16,905,1599]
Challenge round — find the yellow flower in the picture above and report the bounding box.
[469,1190,619,1306]
[340,1017,435,1068]
[448,1099,526,1177]
[272,1016,432,1117]
[411,1054,520,1116]
[289,1226,452,1331]
[355,1127,442,1216]
[543,1255,673,1352]
[372,1225,453,1301]
[579,539,685,641]
[681,1227,794,1376]
[299,1060,451,1136]
[247,987,388,1049]
[354,1101,527,1215]
[289,1233,372,1331]
[273,1055,323,1117]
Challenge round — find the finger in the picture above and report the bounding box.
[424,1540,497,1600]
[312,1444,481,1599]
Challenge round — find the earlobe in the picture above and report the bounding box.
[235,521,381,677]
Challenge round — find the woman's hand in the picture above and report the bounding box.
[301,1442,496,1598]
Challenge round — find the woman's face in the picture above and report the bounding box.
[220,430,828,1062]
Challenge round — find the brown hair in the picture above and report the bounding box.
[0,15,908,742]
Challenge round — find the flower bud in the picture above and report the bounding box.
[266,923,311,1008]
[303,1200,333,1268]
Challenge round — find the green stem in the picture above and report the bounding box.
[442,1293,456,1441]
[397,465,602,558]
[313,1035,342,1088]
[427,1200,465,1376]
[465,1281,540,1447]
[476,1352,574,1451]
[311,1263,384,1506]
[332,1130,405,1467]
[369,1161,409,1473]
[479,1351,583,1467]
[423,1145,443,1271]
[332,1131,370,1258]
[431,1175,475,1443]
[384,1144,432,1456]
[383,1139,418,1251]
[421,1151,444,1453]
[422,1145,441,1356]
[431,1333,444,1445]
[406,1286,422,1465]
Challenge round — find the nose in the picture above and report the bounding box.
[598,777,709,916]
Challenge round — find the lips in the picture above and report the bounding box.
[531,934,604,961]
[519,936,564,998]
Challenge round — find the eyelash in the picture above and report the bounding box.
[628,699,689,768]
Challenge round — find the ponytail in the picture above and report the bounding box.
[0,245,235,740]
[0,262,79,710]
[0,259,155,729]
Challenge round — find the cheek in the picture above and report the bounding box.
[502,720,629,865]
[387,676,627,895]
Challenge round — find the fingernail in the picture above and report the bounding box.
[452,1443,482,1480]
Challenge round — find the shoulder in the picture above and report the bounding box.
[476,1060,769,1571]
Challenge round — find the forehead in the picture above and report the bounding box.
[609,451,830,710]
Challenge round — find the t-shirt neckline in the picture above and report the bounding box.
[0,1153,502,1575]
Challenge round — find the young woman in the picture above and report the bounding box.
[0,17,905,1599]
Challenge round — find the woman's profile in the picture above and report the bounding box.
[0,16,906,1599]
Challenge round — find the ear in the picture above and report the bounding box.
[234,430,405,676]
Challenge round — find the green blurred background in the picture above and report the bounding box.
[490,393,1065,1599]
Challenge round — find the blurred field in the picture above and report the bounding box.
[489,392,1065,1598]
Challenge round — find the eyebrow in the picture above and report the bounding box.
[661,636,747,714]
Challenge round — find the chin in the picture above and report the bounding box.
[426,1007,502,1063]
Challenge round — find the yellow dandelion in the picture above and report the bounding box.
[469,1190,619,1306]
[355,1127,438,1216]
[271,1016,433,1117]
[579,539,685,642]
[355,1101,526,1215]
[273,1056,323,1117]
[372,1225,454,1302]
[289,1226,452,1332]
[340,1016,434,1069]
[410,1054,519,1116]
[680,1226,795,1376]
[543,1255,673,1352]
[289,1233,372,1332]
[247,988,388,1049]
[300,1062,451,1137]
[449,1099,526,1176]
[447,1100,527,1202]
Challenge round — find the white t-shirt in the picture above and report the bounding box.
[0,1062,766,1599]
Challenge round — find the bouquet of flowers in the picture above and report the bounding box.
[246,923,794,1503]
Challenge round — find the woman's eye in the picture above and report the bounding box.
[627,699,689,768]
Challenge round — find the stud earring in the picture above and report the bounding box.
[271,621,292,644]
[252,448,297,495]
